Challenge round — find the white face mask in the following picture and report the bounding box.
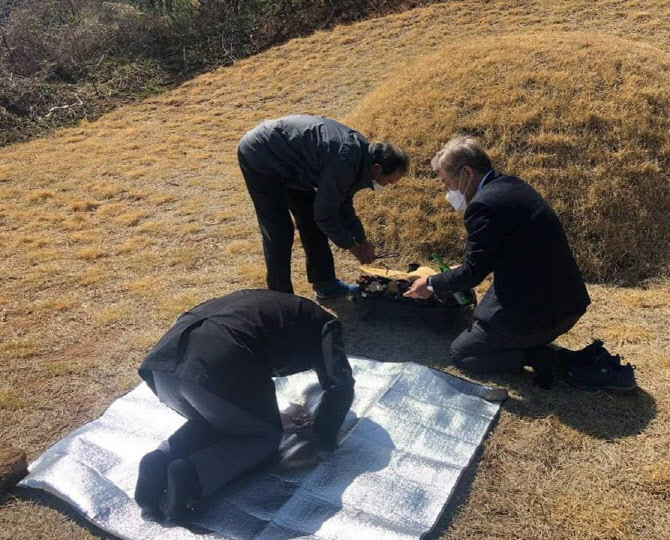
[445,169,468,212]
[372,179,384,191]
[446,190,467,211]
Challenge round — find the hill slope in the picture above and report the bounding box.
[1,2,670,539]
[348,31,670,283]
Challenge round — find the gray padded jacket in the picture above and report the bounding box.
[238,114,374,249]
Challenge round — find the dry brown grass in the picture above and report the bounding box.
[347,32,670,284]
[1,1,670,539]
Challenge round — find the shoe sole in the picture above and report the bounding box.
[566,379,638,395]
[160,459,200,521]
[314,293,354,301]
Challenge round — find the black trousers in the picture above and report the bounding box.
[450,313,582,373]
[152,371,283,499]
[238,150,336,294]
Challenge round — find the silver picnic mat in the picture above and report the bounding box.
[20,357,503,539]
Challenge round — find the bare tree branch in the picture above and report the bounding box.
[44,94,84,118]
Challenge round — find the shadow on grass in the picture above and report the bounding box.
[324,295,469,365]
[329,297,657,441]
[488,376,656,441]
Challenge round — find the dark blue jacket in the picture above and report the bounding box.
[431,173,590,333]
[237,115,373,249]
[139,290,354,444]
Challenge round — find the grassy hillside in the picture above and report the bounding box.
[348,32,670,283]
[1,1,669,539]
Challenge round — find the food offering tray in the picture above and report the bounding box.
[352,264,476,324]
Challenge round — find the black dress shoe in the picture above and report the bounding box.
[135,450,169,516]
[160,459,202,522]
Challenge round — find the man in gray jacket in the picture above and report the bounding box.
[238,115,408,299]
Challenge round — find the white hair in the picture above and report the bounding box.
[431,134,492,175]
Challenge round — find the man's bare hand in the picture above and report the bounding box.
[349,240,376,264]
[291,410,315,439]
[281,404,316,438]
[403,277,433,299]
[294,418,315,439]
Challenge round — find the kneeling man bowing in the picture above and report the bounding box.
[135,290,354,520]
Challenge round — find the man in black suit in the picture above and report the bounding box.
[405,135,635,392]
[134,290,354,520]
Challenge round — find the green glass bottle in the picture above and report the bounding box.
[430,253,450,273]
[430,253,473,306]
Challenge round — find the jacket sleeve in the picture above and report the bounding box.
[430,201,503,295]
[313,319,355,446]
[313,141,365,249]
[339,196,366,244]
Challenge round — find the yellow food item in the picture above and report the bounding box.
[359,265,439,281]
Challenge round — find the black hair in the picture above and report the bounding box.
[370,142,410,175]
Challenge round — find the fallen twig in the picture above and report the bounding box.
[44,94,84,118]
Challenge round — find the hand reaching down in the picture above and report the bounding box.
[349,240,376,264]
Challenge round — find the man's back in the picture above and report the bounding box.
[238,114,370,191]
[140,290,335,381]
[472,174,590,332]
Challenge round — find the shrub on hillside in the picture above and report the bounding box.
[0,0,167,144]
[0,0,431,146]
[347,32,670,284]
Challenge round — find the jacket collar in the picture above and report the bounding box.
[469,170,500,207]
[479,169,500,190]
[345,143,373,194]
[358,144,374,190]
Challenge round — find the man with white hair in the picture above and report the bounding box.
[404,135,636,392]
